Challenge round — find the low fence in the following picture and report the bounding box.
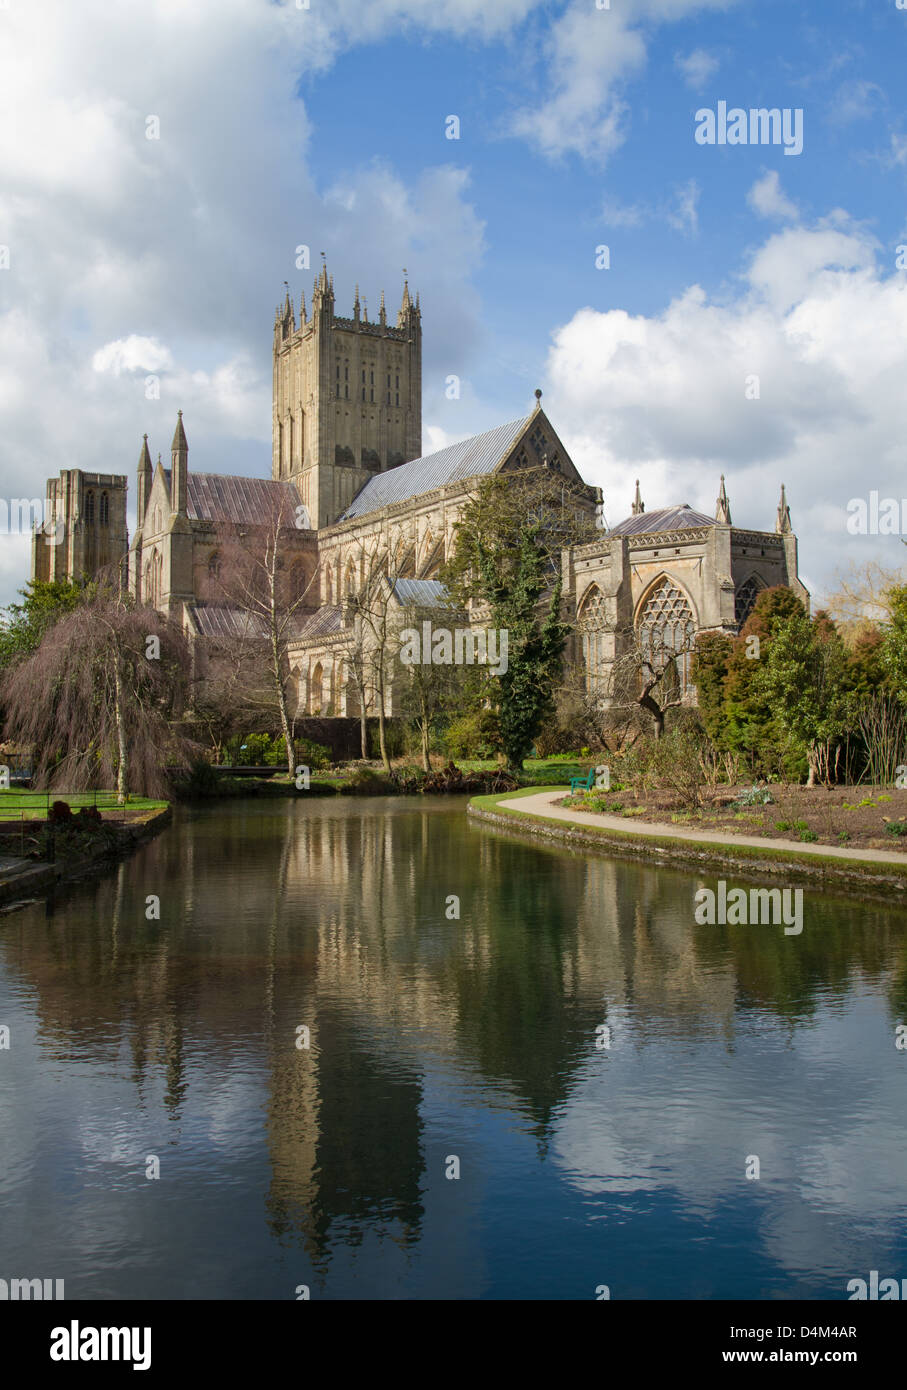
[0,791,143,860]
[0,790,140,821]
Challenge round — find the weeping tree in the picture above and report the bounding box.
[2,593,192,801]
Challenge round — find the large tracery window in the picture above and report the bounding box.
[735,575,764,627]
[637,577,696,692]
[578,586,608,693]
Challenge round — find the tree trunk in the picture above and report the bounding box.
[113,657,128,805]
[270,629,295,779]
[420,692,431,773]
[378,700,390,773]
[639,691,665,741]
[375,661,391,773]
[359,683,368,760]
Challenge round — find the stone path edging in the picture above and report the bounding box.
[468,790,907,893]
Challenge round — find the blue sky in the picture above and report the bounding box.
[0,0,905,601]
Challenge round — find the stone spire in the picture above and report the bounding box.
[776,483,792,534]
[631,479,644,516]
[137,433,153,526]
[715,474,732,525]
[354,284,360,322]
[379,288,386,327]
[299,288,306,325]
[171,410,188,515]
[397,274,417,328]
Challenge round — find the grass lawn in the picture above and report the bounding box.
[0,790,168,821]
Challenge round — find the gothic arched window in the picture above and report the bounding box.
[311,662,324,715]
[637,577,696,691]
[99,492,109,527]
[85,491,95,525]
[578,586,608,694]
[735,575,764,627]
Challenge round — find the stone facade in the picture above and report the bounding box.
[32,469,128,586]
[31,270,808,726]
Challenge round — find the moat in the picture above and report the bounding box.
[0,796,905,1300]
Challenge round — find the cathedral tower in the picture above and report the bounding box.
[272,265,422,528]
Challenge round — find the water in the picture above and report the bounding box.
[0,796,905,1300]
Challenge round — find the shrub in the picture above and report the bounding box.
[444,708,501,760]
[799,829,819,842]
[533,725,576,758]
[651,723,715,810]
[884,820,907,838]
[294,737,331,771]
[734,786,775,806]
[341,768,396,796]
[49,799,73,823]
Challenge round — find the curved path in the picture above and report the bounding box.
[467,790,907,893]
[504,790,907,866]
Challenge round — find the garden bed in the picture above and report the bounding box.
[558,783,907,852]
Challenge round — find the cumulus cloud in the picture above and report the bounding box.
[544,212,907,592]
[511,0,739,164]
[747,171,799,223]
[0,0,498,598]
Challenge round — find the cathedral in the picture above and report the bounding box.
[31,267,807,719]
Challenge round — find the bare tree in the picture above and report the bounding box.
[335,533,413,772]
[2,592,192,801]
[607,622,699,741]
[822,559,905,635]
[189,629,273,764]
[213,491,319,778]
[395,597,466,771]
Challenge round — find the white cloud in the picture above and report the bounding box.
[601,196,647,229]
[666,179,701,235]
[92,337,174,377]
[830,78,885,125]
[544,214,907,592]
[747,170,799,223]
[674,47,719,91]
[0,0,498,601]
[511,0,739,164]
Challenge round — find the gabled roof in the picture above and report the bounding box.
[188,603,267,639]
[609,504,715,537]
[389,578,450,608]
[295,605,344,639]
[162,469,302,525]
[338,415,533,521]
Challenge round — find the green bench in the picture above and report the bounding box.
[569,768,595,794]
